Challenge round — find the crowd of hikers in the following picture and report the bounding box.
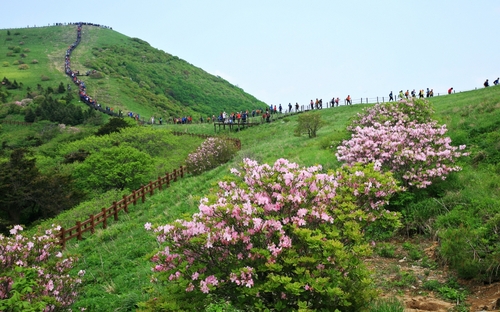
[484,78,500,87]
[65,22,122,118]
[64,23,499,127]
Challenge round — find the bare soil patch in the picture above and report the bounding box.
[368,237,500,311]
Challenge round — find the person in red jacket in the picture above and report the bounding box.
[448,87,453,94]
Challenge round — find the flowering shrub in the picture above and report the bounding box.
[349,98,434,129]
[185,137,238,175]
[147,158,401,311]
[0,225,84,311]
[337,99,468,189]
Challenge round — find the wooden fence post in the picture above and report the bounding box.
[112,201,118,221]
[166,173,170,187]
[76,221,82,240]
[158,176,163,191]
[123,194,129,213]
[173,169,178,182]
[60,227,66,249]
[132,190,137,205]
[102,207,107,229]
[89,214,95,234]
[180,166,184,178]
[149,181,154,196]
[141,185,146,203]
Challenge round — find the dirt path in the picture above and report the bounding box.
[367,238,500,311]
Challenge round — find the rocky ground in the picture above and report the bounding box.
[368,237,500,312]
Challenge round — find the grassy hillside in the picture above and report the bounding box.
[2,22,500,312]
[29,87,494,311]
[0,24,266,121]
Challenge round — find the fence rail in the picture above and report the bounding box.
[57,166,186,248]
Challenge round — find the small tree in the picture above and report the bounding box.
[294,112,324,138]
[24,107,36,122]
[95,117,131,136]
[57,82,65,94]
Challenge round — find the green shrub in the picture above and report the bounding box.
[73,145,154,192]
[2,62,9,67]
[18,64,29,70]
[95,117,131,136]
[90,71,104,79]
[376,243,397,258]
[423,278,467,302]
[402,242,423,260]
[368,297,404,312]
[390,271,417,288]
[40,75,50,81]
[31,59,38,64]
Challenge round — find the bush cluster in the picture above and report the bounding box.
[0,225,84,311]
[336,99,468,189]
[146,159,401,311]
[185,137,238,175]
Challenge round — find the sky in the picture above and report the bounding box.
[2,0,499,106]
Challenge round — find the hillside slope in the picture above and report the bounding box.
[44,87,499,311]
[0,24,266,120]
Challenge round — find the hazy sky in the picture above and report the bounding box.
[2,0,499,105]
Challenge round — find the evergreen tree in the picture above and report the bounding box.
[24,108,36,122]
[58,82,66,93]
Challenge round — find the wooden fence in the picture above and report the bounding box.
[57,166,186,249]
[56,132,241,248]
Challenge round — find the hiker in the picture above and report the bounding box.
[399,90,404,100]
[288,103,292,112]
[345,95,352,105]
[295,102,299,112]
[448,87,453,94]
[389,91,393,102]
[494,78,499,86]
[484,79,489,87]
